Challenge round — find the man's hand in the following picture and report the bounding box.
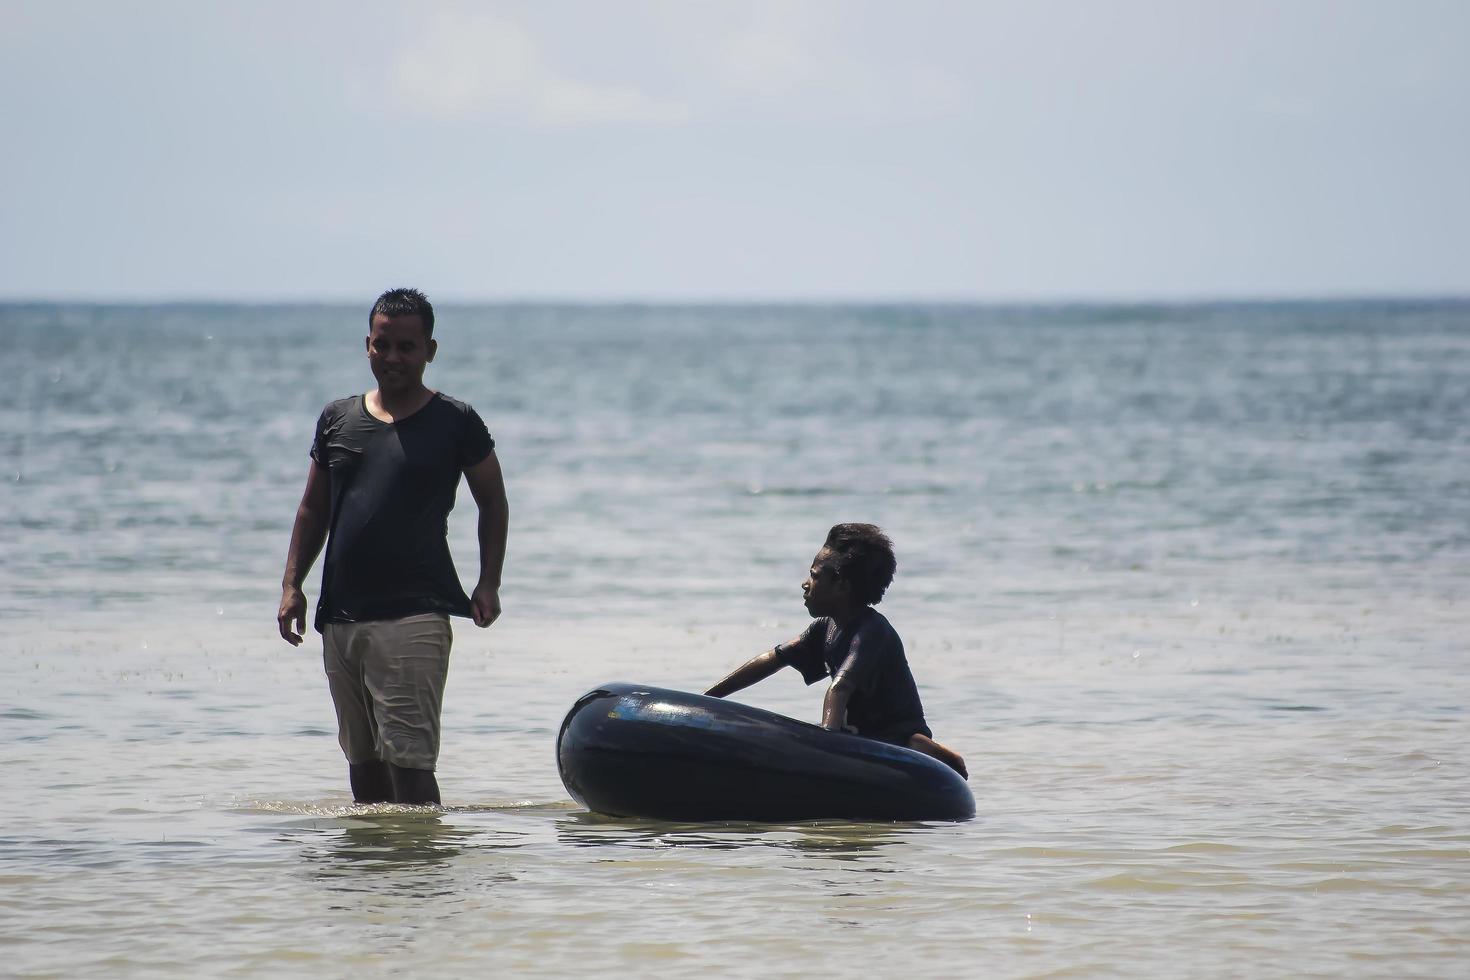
[470,582,501,628]
[278,587,308,646]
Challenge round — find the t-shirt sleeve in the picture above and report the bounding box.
[831,617,890,692]
[309,404,334,463]
[774,620,829,685]
[458,405,495,469]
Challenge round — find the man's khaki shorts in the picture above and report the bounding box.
[322,612,452,770]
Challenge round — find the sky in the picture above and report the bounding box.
[2,0,1467,302]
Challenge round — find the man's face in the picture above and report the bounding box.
[366,313,435,394]
[802,547,849,617]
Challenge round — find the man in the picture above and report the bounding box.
[277,287,508,805]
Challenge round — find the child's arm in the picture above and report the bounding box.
[820,677,857,731]
[908,733,968,779]
[821,628,877,731]
[705,650,784,698]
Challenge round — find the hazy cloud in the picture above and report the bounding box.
[391,8,690,126]
[711,1,968,119]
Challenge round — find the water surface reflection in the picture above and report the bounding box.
[555,810,914,861]
[280,811,500,897]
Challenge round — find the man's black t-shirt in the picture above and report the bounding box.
[774,608,931,743]
[310,392,494,632]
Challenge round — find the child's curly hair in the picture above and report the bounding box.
[823,523,897,606]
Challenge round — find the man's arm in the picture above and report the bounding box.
[705,650,785,698]
[463,450,509,628]
[278,461,331,646]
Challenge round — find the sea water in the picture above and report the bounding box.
[2,301,1467,977]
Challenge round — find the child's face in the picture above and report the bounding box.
[802,547,851,617]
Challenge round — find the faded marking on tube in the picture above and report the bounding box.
[609,696,716,729]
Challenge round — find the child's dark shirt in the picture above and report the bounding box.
[774,608,932,743]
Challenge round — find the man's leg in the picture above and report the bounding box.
[364,613,453,805]
[324,622,392,803]
[349,760,394,803]
[388,764,441,805]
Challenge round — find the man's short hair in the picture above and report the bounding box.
[370,287,435,337]
[823,523,897,606]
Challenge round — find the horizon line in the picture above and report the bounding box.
[2,290,1469,308]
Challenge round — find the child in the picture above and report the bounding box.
[705,523,967,779]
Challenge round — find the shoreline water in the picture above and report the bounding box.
[3,300,1467,976]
